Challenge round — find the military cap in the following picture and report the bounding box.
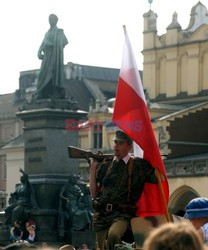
[113,130,133,145]
[184,197,208,219]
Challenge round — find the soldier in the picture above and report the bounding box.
[89,130,159,250]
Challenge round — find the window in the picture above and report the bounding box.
[2,125,13,142]
[93,122,103,149]
[3,158,6,180]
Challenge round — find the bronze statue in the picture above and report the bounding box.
[58,175,92,239]
[35,14,68,99]
[5,168,39,226]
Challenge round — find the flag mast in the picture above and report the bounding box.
[155,167,171,222]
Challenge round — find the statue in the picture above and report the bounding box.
[35,13,68,99]
[58,175,92,239]
[4,168,39,226]
[80,184,93,223]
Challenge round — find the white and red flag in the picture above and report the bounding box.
[113,28,169,217]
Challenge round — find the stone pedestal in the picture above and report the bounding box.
[15,98,87,242]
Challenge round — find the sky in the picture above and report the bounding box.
[0,0,205,94]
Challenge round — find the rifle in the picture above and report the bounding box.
[68,146,113,162]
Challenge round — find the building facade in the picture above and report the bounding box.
[79,1,208,215]
[0,1,208,215]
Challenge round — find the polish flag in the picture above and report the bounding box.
[113,28,169,216]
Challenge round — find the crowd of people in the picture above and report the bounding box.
[9,220,36,244]
[1,218,208,250]
[0,242,98,250]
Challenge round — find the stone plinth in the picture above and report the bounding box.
[16,99,87,210]
[13,98,88,243]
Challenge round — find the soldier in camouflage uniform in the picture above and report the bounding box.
[90,130,158,250]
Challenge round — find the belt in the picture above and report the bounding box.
[99,203,137,215]
[105,203,117,212]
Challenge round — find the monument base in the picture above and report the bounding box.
[3,98,90,246]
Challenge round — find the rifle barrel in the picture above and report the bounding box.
[68,146,113,162]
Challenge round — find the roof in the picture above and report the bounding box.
[185,1,208,32]
[73,64,119,82]
[64,78,94,111]
[2,135,24,149]
[149,102,186,111]
[166,12,181,30]
[156,101,208,121]
[165,151,208,162]
[0,93,22,119]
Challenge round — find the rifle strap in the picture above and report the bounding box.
[100,161,113,192]
[106,161,113,177]
[127,157,134,202]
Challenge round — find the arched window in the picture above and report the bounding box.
[169,185,199,216]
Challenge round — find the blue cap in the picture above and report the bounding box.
[184,197,208,219]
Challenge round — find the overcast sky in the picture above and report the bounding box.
[0,0,205,94]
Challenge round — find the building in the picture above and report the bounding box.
[0,1,208,215]
[142,1,208,214]
[79,1,208,215]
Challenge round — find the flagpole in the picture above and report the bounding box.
[123,25,127,35]
[155,167,171,222]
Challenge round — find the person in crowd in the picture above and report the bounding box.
[184,197,208,245]
[10,221,23,242]
[143,222,205,250]
[41,242,48,249]
[90,130,160,250]
[59,245,76,250]
[81,243,90,250]
[26,221,36,243]
[3,242,37,250]
[92,242,99,250]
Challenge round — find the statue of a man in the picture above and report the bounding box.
[35,14,68,99]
